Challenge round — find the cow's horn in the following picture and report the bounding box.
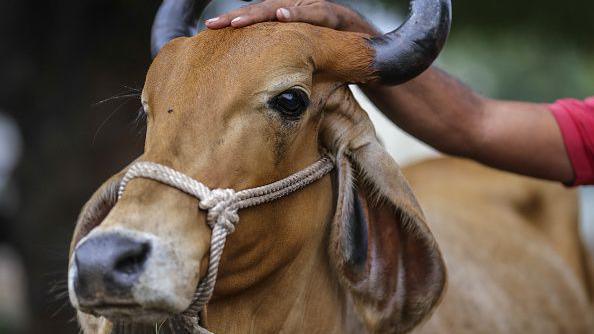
[370,0,451,85]
[151,0,256,58]
[151,0,210,58]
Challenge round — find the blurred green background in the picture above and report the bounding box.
[386,0,594,100]
[0,0,591,333]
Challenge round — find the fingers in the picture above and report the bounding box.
[204,1,348,32]
[204,15,230,29]
[279,3,379,35]
[206,1,291,29]
[275,3,340,29]
[230,3,277,28]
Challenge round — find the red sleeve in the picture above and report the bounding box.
[549,97,594,186]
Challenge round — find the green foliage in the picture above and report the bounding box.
[381,0,594,45]
[439,31,594,100]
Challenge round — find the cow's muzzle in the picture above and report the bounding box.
[72,233,150,306]
[69,228,194,323]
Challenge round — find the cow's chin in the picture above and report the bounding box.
[78,304,172,324]
[68,227,202,325]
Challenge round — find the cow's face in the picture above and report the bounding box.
[69,0,453,329]
[68,23,375,323]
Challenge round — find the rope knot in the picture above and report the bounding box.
[199,188,239,234]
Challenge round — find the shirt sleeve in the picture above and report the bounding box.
[549,97,594,186]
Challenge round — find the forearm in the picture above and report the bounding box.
[475,99,573,182]
[362,68,574,183]
[362,67,487,158]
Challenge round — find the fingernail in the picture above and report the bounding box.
[231,17,243,24]
[205,17,219,24]
[277,8,291,20]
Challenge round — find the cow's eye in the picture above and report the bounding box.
[269,88,309,119]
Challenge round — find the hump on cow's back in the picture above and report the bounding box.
[402,157,593,334]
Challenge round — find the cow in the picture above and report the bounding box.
[67,0,593,333]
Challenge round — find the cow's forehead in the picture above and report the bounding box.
[192,23,316,57]
[142,23,320,119]
[154,24,315,74]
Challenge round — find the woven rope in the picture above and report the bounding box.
[117,155,334,333]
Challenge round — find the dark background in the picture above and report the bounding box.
[0,0,592,333]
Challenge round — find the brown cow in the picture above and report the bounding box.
[67,0,592,333]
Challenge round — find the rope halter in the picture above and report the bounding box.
[117,154,335,330]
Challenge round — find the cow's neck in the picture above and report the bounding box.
[204,173,345,333]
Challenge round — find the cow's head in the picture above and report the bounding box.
[68,0,450,333]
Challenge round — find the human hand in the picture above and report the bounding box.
[205,0,380,35]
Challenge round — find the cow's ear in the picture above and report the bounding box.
[70,158,143,254]
[70,172,123,333]
[321,89,446,333]
[69,173,122,255]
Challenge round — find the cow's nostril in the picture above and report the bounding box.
[73,233,152,303]
[114,242,151,276]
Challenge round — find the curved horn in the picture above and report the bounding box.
[370,0,452,85]
[151,0,212,58]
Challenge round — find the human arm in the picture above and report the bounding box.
[362,69,573,183]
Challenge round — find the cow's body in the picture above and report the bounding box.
[403,157,593,333]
